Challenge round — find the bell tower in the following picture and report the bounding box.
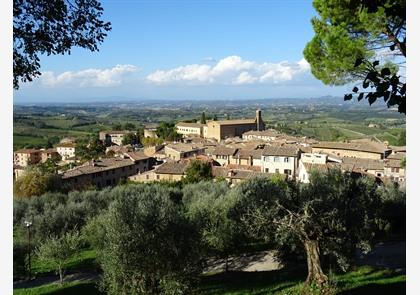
[256,109,265,131]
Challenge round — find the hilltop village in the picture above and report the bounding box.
[13,109,406,190]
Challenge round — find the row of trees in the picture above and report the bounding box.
[14,170,405,292]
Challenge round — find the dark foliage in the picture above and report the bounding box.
[14,0,111,88]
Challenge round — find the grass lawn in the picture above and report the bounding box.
[14,281,102,295]
[31,249,99,276]
[14,266,405,295]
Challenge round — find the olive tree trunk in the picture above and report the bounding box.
[58,264,64,285]
[304,240,328,286]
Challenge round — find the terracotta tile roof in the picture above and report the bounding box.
[243,129,280,137]
[166,143,205,153]
[14,149,41,154]
[386,153,405,160]
[249,149,263,159]
[313,141,389,154]
[155,161,188,175]
[226,164,261,171]
[211,119,256,125]
[41,148,58,154]
[56,142,77,148]
[176,122,205,128]
[212,146,238,156]
[262,145,300,157]
[124,151,150,161]
[384,159,403,168]
[212,166,274,180]
[341,157,384,170]
[61,158,135,179]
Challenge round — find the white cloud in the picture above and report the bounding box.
[40,64,139,87]
[147,56,310,85]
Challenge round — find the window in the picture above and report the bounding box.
[265,168,269,173]
[264,156,270,162]
[284,157,289,163]
[157,175,160,180]
[146,175,149,180]
[284,169,292,175]
[274,156,281,162]
[275,169,279,173]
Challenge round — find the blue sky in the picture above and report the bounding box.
[15,0,349,102]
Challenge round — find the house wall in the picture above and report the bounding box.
[261,155,297,176]
[165,147,182,161]
[205,123,222,141]
[213,154,230,166]
[57,147,76,159]
[176,126,202,137]
[301,153,327,164]
[144,129,158,138]
[13,152,41,167]
[41,152,60,163]
[220,124,256,140]
[297,161,310,183]
[384,167,406,182]
[63,160,150,189]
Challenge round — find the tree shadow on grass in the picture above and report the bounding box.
[200,267,306,294]
[338,281,405,295]
[46,282,104,295]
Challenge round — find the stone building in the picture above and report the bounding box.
[129,161,188,183]
[56,142,77,160]
[164,143,206,161]
[312,141,391,160]
[204,109,265,141]
[61,153,152,189]
[13,149,42,167]
[261,145,301,177]
[99,130,134,146]
[176,122,205,137]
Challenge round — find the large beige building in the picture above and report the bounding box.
[176,122,205,137]
[204,109,265,141]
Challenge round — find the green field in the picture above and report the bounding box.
[13,102,406,150]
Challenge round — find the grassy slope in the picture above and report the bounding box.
[14,266,405,295]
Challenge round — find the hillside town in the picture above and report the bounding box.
[13,109,406,189]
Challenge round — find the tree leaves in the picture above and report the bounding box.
[14,0,112,89]
[344,94,353,101]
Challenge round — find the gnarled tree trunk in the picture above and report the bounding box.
[304,239,328,286]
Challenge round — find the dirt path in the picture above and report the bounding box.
[204,250,281,273]
[13,271,99,289]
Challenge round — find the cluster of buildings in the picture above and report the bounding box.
[13,109,406,190]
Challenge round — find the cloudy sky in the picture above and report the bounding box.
[15,0,349,102]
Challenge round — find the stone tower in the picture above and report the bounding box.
[256,109,265,131]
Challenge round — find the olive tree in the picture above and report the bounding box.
[96,184,203,294]
[183,181,242,272]
[36,229,82,284]
[232,170,382,288]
